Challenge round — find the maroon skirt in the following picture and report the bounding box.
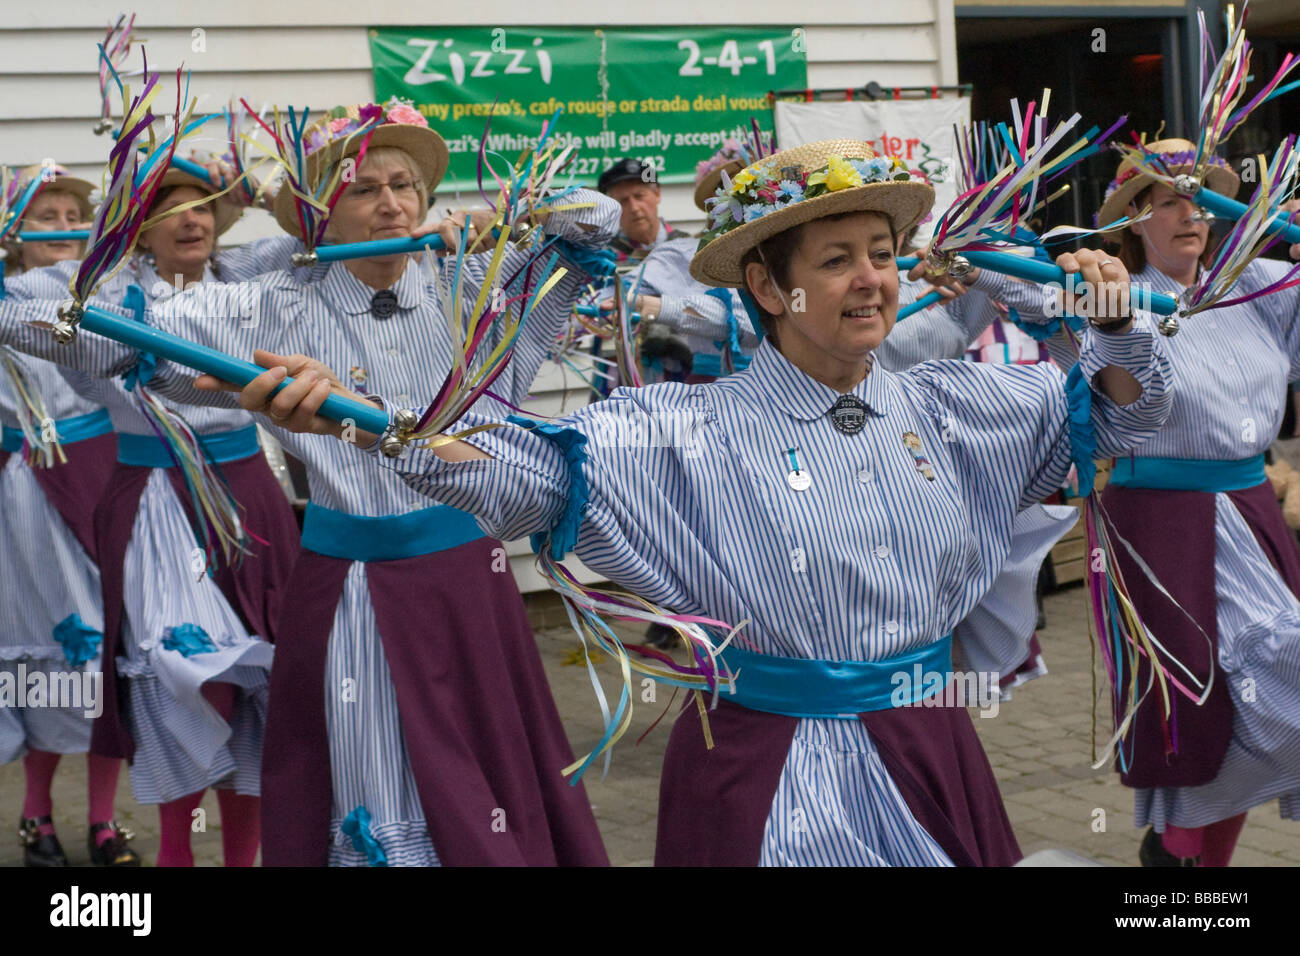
[655,690,1022,866]
[1102,480,1300,787]
[89,451,301,761]
[259,538,609,867]
[0,431,118,560]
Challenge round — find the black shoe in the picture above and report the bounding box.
[644,623,680,650]
[88,820,142,867]
[19,816,68,867]
[1139,826,1198,867]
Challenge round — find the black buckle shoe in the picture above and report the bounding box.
[88,820,142,867]
[19,816,69,867]
[1139,826,1198,867]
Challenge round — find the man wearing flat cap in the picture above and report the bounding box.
[597,157,691,264]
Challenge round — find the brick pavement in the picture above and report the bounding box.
[3,585,1299,867]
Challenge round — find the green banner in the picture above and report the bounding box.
[368,26,807,190]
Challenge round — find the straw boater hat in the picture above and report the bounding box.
[1096,137,1240,229]
[693,141,749,213]
[152,165,242,237]
[689,139,934,287]
[15,164,95,223]
[273,100,449,236]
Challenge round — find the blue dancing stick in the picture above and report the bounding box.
[16,230,91,242]
[898,290,944,320]
[57,302,390,434]
[900,252,1179,315]
[955,250,1180,315]
[291,233,448,267]
[1189,185,1300,246]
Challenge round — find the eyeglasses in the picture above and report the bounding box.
[346,179,419,200]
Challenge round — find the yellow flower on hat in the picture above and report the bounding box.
[825,157,863,191]
[730,166,758,194]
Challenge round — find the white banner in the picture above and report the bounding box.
[774,97,972,245]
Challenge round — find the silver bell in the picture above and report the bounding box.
[1157,314,1180,337]
[52,320,79,345]
[946,255,972,279]
[290,250,318,267]
[379,432,406,458]
[1172,173,1201,197]
[53,300,83,344]
[92,118,115,135]
[392,408,419,432]
[924,250,951,275]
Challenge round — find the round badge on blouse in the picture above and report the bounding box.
[370,289,399,320]
[786,470,812,492]
[830,395,867,435]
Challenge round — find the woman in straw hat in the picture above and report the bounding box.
[1,160,303,866]
[1015,138,1300,866]
[0,164,138,866]
[959,138,1300,866]
[73,101,619,866]
[229,138,1172,865]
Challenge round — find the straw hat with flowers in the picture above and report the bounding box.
[689,139,934,287]
[273,100,448,237]
[1096,137,1239,228]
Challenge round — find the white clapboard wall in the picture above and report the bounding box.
[1,1,955,591]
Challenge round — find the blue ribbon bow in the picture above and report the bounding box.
[119,283,157,391]
[341,805,389,867]
[548,237,617,279]
[161,623,218,657]
[52,614,103,668]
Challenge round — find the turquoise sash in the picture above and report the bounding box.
[1108,454,1266,493]
[720,634,954,719]
[115,423,262,467]
[301,501,485,562]
[1,408,113,453]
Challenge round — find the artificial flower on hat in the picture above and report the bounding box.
[690,138,933,288]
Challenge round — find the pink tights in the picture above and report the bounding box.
[154,683,261,866]
[23,750,124,846]
[1162,813,1248,867]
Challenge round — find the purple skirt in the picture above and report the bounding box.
[260,539,609,867]
[1102,480,1300,788]
[0,431,117,560]
[655,691,1022,866]
[89,452,301,762]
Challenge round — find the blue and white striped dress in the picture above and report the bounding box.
[0,348,107,761]
[974,260,1300,828]
[882,279,1075,688]
[0,243,294,802]
[371,319,1171,865]
[127,190,620,864]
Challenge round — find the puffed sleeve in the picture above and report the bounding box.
[371,383,712,612]
[0,262,141,376]
[908,315,1172,510]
